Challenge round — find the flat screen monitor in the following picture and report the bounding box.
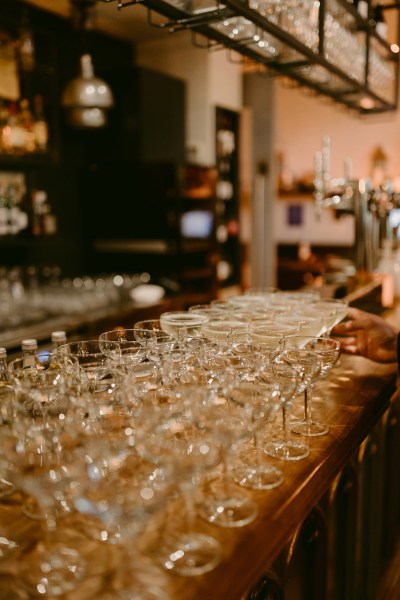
[180,210,214,239]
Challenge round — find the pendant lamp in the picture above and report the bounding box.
[61,53,114,128]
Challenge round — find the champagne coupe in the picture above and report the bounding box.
[68,423,172,600]
[199,398,258,528]
[275,313,325,337]
[0,418,87,597]
[136,389,223,576]
[202,319,248,346]
[99,329,148,373]
[159,311,208,338]
[134,319,163,332]
[282,337,332,436]
[230,381,285,490]
[0,384,20,558]
[57,340,120,393]
[260,363,310,460]
[312,299,349,336]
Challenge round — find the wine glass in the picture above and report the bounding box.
[230,381,285,490]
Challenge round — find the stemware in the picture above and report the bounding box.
[282,336,334,436]
[0,418,87,597]
[275,312,325,337]
[99,329,148,373]
[260,363,310,460]
[230,381,285,490]
[57,339,120,393]
[312,299,349,336]
[159,311,208,339]
[199,397,258,528]
[134,319,163,332]
[136,388,223,576]
[71,412,174,600]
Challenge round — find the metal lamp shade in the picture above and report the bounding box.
[61,54,114,128]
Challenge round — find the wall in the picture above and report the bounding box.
[136,33,243,165]
[273,81,400,247]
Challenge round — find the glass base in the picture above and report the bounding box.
[158,532,222,576]
[20,543,86,596]
[291,419,329,437]
[233,449,284,490]
[264,438,310,461]
[200,489,258,528]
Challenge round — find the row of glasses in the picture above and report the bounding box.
[0,290,346,596]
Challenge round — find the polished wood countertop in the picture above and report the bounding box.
[0,347,398,599]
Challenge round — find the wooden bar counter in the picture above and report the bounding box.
[1,311,400,600]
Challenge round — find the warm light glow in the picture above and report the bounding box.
[359,96,375,110]
[391,43,400,54]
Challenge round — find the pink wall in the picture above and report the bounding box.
[275,81,400,183]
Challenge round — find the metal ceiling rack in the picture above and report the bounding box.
[97,0,400,114]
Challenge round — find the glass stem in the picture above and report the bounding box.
[282,403,291,443]
[181,482,196,535]
[304,386,314,422]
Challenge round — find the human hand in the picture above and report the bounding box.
[331,307,399,364]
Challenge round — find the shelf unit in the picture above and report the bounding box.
[175,163,219,297]
[110,0,400,114]
[215,106,241,289]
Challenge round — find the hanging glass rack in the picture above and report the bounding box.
[97,0,400,114]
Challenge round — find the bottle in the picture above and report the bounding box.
[51,331,67,350]
[19,99,36,152]
[0,347,10,386]
[33,95,49,152]
[21,338,38,368]
[7,102,25,153]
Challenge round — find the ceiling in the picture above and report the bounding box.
[24,0,169,42]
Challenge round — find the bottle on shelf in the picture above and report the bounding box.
[33,95,49,152]
[0,347,10,386]
[31,189,57,236]
[7,102,26,154]
[19,98,36,153]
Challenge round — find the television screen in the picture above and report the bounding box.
[180,210,214,239]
